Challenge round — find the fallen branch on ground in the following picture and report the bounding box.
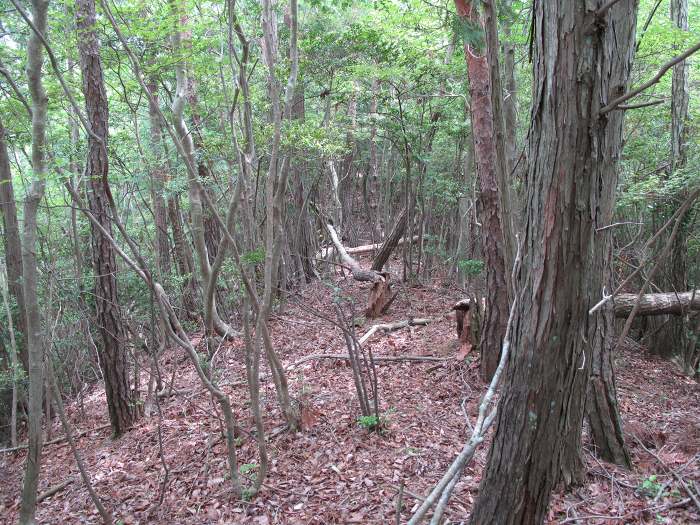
[36,478,74,504]
[0,424,111,454]
[358,318,431,345]
[287,353,448,369]
[633,435,700,513]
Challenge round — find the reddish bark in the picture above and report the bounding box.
[454,0,509,382]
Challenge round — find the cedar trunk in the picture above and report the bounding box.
[454,0,509,382]
[77,0,136,437]
[470,2,637,522]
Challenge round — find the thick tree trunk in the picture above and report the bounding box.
[454,0,509,382]
[582,1,639,470]
[77,0,136,437]
[19,1,49,522]
[0,119,27,373]
[470,2,638,523]
[501,0,519,178]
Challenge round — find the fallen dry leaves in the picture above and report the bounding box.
[1,264,698,524]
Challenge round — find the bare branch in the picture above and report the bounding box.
[601,40,700,114]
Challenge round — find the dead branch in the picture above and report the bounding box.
[601,40,700,114]
[325,223,384,282]
[633,436,700,513]
[0,424,111,454]
[286,353,449,369]
[316,235,418,260]
[358,318,431,345]
[36,479,74,504]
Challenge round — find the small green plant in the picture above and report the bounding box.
[241,488,254,502]
[457,259,485,277]
[357,414,380,430]
[357,407,396,432]
[638,474,662,497]
[239,463,258,476]
[242,247,265,266]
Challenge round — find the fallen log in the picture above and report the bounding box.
[316,235,418,260]
[37,478,74,503]
[613,290,699,317]
[325,223,398,317]
[325,223,384,283]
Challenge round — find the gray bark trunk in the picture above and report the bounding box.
[19,1,49,522]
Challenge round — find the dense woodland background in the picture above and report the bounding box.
[0,0,698,523]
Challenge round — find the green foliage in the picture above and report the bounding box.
[638,474,662,498]
[241,247,266,266]
[458,259,484,277]
[356,414,380,430]
[239,463,258,477]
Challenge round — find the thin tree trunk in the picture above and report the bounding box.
[19,1,49,521]
[76,0,136,437]
[470,2,638,523]
[146,77,172,279]
[0,119,27,373]
[169,0,232,339]
[0,263,19,447]
[454,0,509,382]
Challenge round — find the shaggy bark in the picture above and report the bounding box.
[470,2,638,522]
[454,0,509,382]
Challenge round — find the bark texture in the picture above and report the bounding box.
[454,0,509,382]
[614,290,699,316]
[19,1,49,522]
[470,2,638,523]
[77,0,136,437]
[0,119,27,372]
[146,77,172,278]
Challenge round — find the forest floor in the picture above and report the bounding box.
[1,260,699,524]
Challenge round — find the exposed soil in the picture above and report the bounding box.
[1,268,698,524]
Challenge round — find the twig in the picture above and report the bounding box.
[633,437,700,513]
[617,99,666,110]
[596,221,644,232]
[558,498,691,523]
[600,40,700,114]
[36,479,74,504]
